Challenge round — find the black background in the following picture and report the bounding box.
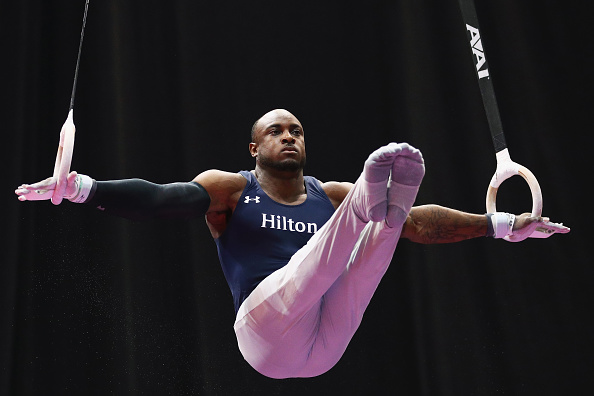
[2,0,590,394]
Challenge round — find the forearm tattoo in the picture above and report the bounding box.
[409,205,487,244]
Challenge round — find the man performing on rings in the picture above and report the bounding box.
[15,109,569,379]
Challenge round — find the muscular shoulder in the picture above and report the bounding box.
[192,170,247,210]
[320,181,353,209]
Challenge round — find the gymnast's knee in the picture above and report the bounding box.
[235,325,338,379]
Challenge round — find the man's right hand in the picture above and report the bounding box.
[15,171,78,203]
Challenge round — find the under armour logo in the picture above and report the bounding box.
[244,196,261,204]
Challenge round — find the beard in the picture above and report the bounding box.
[258,153,306,172]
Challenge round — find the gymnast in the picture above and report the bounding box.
[15,109,569,378]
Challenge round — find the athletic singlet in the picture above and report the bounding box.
[215,171,336,312]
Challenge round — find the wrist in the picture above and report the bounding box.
[486,212,516,239]
[64,174,95,203]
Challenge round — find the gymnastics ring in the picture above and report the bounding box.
[51,109,75,205]
[486,148,543,219]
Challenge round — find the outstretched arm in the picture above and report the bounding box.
[401,205,488,244]
[86,178,211,220]
[400,205,567,244]
[16,169,247,238]
[16,172,211,221]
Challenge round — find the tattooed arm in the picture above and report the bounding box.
[401,205,551,244]
[401,205,488,244]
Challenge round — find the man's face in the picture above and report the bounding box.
[250,109,306,172]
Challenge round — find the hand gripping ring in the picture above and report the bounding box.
[486,148,543,218]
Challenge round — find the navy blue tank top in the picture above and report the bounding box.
[215,171,335,312]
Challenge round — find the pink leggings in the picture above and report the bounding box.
[233,178,403,378]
